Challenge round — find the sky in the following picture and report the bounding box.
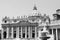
[0,0,60,28]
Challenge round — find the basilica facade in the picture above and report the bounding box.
[0,6,60,40]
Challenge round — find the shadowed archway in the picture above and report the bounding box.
[3,31,7,38]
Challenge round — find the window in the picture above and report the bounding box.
[27,34,28,38]
[32,27,35,38]
[19,27,21,38]
[4,20,7,23]
[32,30,35,32]
[13,31,16,38]
[3,31,7,39]
[49,29,52,34]
[23,33,25,38]
[22,27,25,38]
[53,29,56,40]
[41,29,43,31]
[22,27,25,32]
[32,33,35,38]
[27,27,29,38]
[19,35,21,38]
[14,33,16,38]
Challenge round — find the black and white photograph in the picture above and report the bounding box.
[0,0,60,40]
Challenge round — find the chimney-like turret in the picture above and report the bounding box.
[53,9,60,20]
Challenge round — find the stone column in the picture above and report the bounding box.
[2,28,3,39]
[31,27,32,38]
[28,27,30,38]
[7,27,9,38]
[16,27,19,38]
[25,27,27,38]
[21,27,22,38]
[52,28,53,35]
[56,28,58,40]
[11,27,13,38]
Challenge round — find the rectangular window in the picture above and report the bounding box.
[32,33,35,38]
[22,27,25,38]
[32,27,35,38]
[3,31,7,39]
[49,29,52,34]
[22,27,25,33]
[13,27,16,38]
[19,27,21,38]
[13,31,16,38]
[27,27,29,38]
[53,29,56,40]
[23,33,25,38]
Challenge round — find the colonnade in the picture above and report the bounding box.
[1,27,37,39]
[52,28,58,40]
[1,27,59,40]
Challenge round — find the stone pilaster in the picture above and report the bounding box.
[31,27,32,38]
[11,27,13,38]
[56,28,58,40]
[52,28,53,35]
[28,27,30,38]
[25,27,27,38]
[16,27,19,38]
[7,27,9,38]
[21,27,22,38]
[2,28,3,39]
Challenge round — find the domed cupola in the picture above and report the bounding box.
[33,4,37,10]
[53,9,60,20]
[32,4,39,16]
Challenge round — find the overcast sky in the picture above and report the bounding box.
[0,0,60,28]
